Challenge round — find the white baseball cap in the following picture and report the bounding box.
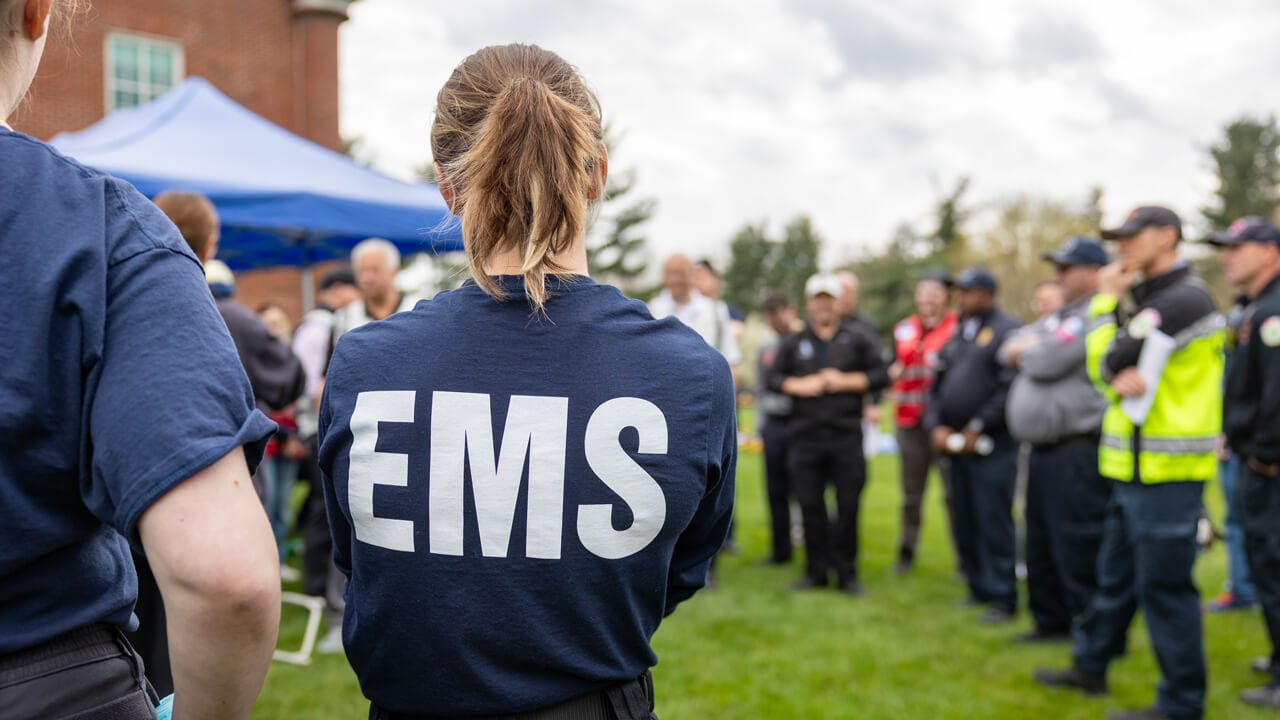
[804,273,843,299]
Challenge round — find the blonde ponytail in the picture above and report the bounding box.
[431,44,603,313]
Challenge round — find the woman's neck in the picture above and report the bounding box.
[482,243,590,277]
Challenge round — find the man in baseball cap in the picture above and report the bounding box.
[1002,237,1111,644]
[1212,216,1280,708]
[1035,205,1222,720]
[926,267,1024,624]
[767,273,889,595]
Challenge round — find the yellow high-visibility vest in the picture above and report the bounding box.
[1085,293,1224,483]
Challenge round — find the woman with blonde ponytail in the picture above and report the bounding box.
[318,44,736,719]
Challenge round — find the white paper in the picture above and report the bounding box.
[1120,329,1177,426]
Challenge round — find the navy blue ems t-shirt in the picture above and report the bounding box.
[318,275,736,715]
[0,128,276,652]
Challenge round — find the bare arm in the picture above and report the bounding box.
[137,450,281,720]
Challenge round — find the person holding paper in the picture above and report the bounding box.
[1034,206,1223,720]
[1210,216,1280,709]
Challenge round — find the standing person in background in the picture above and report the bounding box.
[1000,237,1111,643]
[292,266,359,650]
[927,268,1022,624]
[319,43,734,718]
[652,252,743,566]
[757,292,799,565]
[890,269,960,575]
[0,2,279,715]
[768,274,889,595]
[693,258,746,344]
[333,237,422,336]
[258,302,306,572]
[1204,253,1258,614]
[1035,206,1222,720]
[650,252,742,374]
[835,270,888,453]
[1210,216,1280,709]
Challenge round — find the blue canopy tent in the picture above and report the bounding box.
[51,77,461,283]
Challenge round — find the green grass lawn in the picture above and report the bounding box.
[257,425,1271,719]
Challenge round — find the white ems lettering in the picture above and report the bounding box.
[347,391,668,559]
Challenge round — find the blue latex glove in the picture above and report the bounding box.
[156,694,174,720]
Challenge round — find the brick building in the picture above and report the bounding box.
[16,0,357,322]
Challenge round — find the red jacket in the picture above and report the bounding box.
[892,312,957,428]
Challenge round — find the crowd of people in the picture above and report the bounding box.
[3,2,1279,718]
[709,209,1279,720]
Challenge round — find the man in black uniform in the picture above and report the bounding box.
[1211,216,1280,708]
[926,267,1023,623]
[769,274,890,594]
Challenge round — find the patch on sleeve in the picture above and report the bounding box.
[1127,308,1162,340]
[1261,316,1280,347]
[1054,316,1084,343]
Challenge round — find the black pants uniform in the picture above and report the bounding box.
[1025,436,1112,633]
[1240,463,1280,684]
[788,435,866,585]
[760,415,793,563]
[949,433,1018,611]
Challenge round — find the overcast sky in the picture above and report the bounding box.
[339,0,1280,268]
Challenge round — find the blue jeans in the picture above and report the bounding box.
[1220,454,1256,603]
[262,455,299,562]
[1073,480,1205,720]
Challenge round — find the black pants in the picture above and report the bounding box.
[129,551,173,697]
[1239,462,1280,683]
[0,625,158,719]
[1025,438,1112,634]
[760,415,793,563]
[787,437,867,584]
[1073,480,1205,720]
[949,435,1018,610]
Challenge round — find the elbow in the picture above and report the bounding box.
[167,550,281,631]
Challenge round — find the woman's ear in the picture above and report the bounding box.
[24,0,52,41]
[587,143,609,201]
[434,161,459,215]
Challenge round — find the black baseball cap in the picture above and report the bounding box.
[952,267,997,293]
[319,266,356,290]
[1043,236,1109,267]
[1100,206,1182,240]
[1205,216,1280,247]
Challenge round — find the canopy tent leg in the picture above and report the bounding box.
[300,264,315,313]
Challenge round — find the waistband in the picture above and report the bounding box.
[1031,431,1101,452]
[371,671,654,720]
[0,624,125,683]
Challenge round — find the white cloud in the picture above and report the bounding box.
[339,0,1280,270]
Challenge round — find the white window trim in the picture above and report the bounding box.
[103,30,185,113]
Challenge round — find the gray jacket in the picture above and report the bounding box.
[999,296,1108,445]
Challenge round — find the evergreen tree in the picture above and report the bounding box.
[1202,115,1280,231]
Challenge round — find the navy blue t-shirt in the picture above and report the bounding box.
[318,275,736,715]
[0,128,276,653]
